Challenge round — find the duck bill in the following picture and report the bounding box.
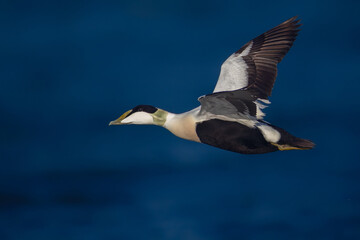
[109,110,132,125]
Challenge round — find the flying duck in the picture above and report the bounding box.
[109,17,314,154]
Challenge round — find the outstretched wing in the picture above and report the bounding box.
[213,16,301,99]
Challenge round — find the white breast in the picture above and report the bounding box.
[163,108,201,143]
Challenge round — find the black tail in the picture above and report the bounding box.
[289,136,315,150]
[271,124,315,150]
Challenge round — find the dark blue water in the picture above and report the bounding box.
[1,0,360,239]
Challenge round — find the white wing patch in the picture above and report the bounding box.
[256,123,280,143]
[213,42,253,93]
[239,41,253,56]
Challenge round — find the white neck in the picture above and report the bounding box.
[163,107,201,142]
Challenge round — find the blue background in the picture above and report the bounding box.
[1,0,360,239]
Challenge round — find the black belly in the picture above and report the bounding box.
[196,119,278,154]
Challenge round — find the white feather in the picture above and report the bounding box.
[255,99,271,119]
[257,124,280,143]
[213,42,253,93]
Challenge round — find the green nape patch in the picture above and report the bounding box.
[152,109,168,126]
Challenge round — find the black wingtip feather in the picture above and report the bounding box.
[241,16,302,98]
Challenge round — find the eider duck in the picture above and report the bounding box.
[109,17,314,154]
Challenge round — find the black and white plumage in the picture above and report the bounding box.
[109,17,314,154]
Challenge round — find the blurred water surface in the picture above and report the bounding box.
[1,0,360,239]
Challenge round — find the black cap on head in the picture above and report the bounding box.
[132,105,157,114]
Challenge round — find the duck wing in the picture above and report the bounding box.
[213,16,301,99]
[199,17,301,120]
